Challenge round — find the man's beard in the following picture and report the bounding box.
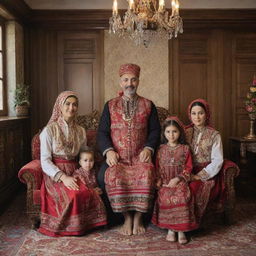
[124,85,137,96]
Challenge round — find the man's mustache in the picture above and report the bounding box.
[125,85,136,90]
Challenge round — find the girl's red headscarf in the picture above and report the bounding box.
[187,98,211,128]
[165,116,186,133]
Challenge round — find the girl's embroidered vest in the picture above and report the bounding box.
[158,144,190,182]
[186,126,219,166]
[108,96,151,164]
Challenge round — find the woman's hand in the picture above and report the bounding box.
[165,177,181,188]
[139,148,152,163]
[106,150,119,167]
[191,174,201,181]
[60,174,79,190]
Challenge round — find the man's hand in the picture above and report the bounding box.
[106,150,119,167]
[60,174,79,190]
[139,148,152,163]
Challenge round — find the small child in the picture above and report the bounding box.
[73,150,102,195]
[151,116,198,244]
[73,149,107,224]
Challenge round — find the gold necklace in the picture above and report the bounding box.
[122,96,138,121]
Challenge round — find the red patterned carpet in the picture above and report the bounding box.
[1,191,256,256]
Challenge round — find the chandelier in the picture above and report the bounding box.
[109,0,183,47]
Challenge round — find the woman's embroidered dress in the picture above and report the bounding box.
[186,126,221,222]
[186,123,239,223]
[104,96,155,213]
[152,144,198,231]
[39,91,107,237]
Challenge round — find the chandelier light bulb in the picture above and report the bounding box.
[129,0,135,10]
[113,0,118,15]
[159,0,165,12]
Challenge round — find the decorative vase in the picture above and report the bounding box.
[15,105,29,117]
[244,113,256,140]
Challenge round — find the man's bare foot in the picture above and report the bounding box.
[119,212,133,236]
[133,212,145,235]
[166,230,176,242]
[178,231,188,244]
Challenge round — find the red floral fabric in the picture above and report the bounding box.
[105,96,155,213]
[152,144,198,231]
[189,159,239,221]
[39,158,107,237]
[31,133,40,160]
[18,160,43,190]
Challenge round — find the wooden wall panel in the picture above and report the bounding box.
[170,29,256,156]
[0,118,30,208]
[58,32,102,115]
[170,32,211,123]
[64,61,93,114]
[170,30,231,154]
[232,36,256,138]
[29,29,59,135]
[178,61,208,120]
[29,29,103,135]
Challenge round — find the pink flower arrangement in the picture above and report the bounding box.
[245,77,256,114]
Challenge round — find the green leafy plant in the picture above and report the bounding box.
[14,84,30,108]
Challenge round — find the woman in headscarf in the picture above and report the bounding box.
[186,98,238,224]
[39,91,107,237]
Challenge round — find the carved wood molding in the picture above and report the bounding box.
[1,3,255,29]
[0,0,31,24]
[28,9,256,30]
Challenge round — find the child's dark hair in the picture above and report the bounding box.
[190,101,206,113]
[161,119,187,145]
[79,149,94,159]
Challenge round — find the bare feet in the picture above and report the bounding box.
[119,212,133,236]
[178,231,188,244]
[166,230,176,242]
[133,212,145,235]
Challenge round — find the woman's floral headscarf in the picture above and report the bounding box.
[48,91,78,125]
[45,91,84,156]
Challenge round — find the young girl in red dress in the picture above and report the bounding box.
[152,116,198,244]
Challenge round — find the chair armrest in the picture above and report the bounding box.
[18,160,43,190]
[220,159,240,181]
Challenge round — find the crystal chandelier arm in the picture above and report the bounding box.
[109,0,183,47]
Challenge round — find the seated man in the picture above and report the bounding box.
[97,63,160,235]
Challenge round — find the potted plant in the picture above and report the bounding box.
[14,84,30,116]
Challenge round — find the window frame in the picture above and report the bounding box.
[0,17,7,116]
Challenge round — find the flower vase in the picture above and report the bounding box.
[244,113,256,140]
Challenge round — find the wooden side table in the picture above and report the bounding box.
[229,137,256,162]
[229,137,256,197]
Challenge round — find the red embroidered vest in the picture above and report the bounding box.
[108,96,152,164]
